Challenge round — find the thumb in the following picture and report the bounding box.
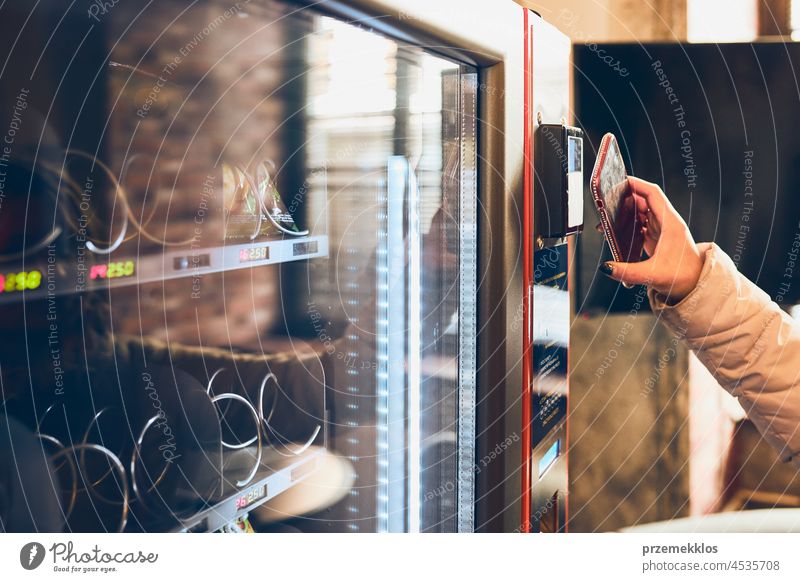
[603,258,655,287]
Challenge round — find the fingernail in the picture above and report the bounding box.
[599,262,614,277]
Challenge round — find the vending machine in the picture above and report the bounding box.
[523,8,581,533]
[0,0,577,533]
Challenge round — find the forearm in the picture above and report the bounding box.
[649,243,800,462]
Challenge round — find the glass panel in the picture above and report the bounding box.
[302,16,478,533]
[0,0,476,533]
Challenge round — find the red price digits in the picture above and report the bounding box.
[90,264,108,280]
[239,247,267,263]
[89,261,135,281]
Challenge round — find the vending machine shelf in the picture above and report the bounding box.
[173,446,324,533]
[0,235,329,305]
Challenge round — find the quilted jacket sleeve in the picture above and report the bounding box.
[649,243,800,464]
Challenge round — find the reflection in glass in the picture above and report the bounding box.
[0,0,476,533]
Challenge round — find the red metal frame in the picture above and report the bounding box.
[565,237,573,532]
[520,6,533,533]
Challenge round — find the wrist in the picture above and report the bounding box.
[661,243,706,304]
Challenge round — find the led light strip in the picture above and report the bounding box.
[457,71,479,533]
[376,175,390,533]
[406,164,422,534]
[385,157,409,532]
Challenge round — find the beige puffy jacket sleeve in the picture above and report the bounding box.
[649,242,800,464]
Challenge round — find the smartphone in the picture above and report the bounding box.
[590,133,644,287]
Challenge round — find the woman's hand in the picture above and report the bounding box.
[601,176,705,303]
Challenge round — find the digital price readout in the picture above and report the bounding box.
[234,483,267,510]
[239,246,269,263]
[0,270,43,293]
[89,260,136,281]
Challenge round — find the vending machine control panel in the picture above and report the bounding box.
[535,124,585,238]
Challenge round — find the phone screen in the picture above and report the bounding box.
[596,135,643,263]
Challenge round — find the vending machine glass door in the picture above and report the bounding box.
[0,0,477,533]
